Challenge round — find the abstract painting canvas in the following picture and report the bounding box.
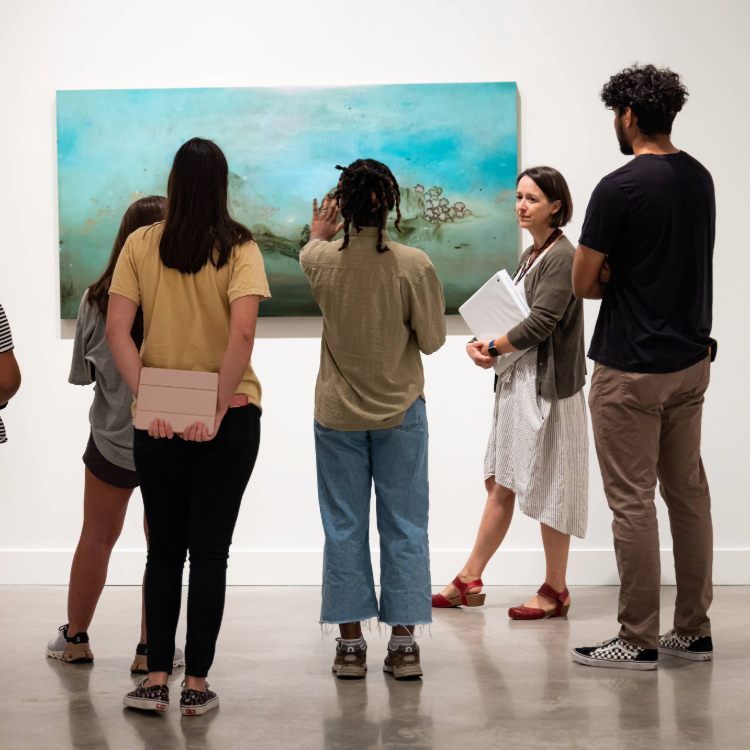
[57,83,518,318]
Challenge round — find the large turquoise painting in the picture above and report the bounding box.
[57,83,518,318]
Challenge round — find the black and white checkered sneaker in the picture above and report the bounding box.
[572,636,658,671]
[659,629,713,661]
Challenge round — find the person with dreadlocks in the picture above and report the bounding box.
[300,158,446,680]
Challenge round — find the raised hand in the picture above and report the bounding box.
[310,194,344,242]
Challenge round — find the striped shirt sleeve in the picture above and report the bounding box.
[0,303,13,444]
[0,303,12,354]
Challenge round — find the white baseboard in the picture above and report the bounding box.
[0,549,747,585]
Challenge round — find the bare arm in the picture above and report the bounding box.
[0,351,21,406]
[218,295,260,413]
[572,244,610,299]
[105,294,142,397]
[182,294,260,442]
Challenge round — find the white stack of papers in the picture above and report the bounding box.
[459,269,531,376]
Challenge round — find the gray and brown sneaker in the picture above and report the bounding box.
[180,681,219,716]
[130,643,186,674]
[332,637,367,679]
[45,624,94,664]
[122,678,169,712]
[383,641,423,680]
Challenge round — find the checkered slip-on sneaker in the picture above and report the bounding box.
[659,629,713,661]
[122,678,169,712]
[332,637,367,679]
[572,636,658,671]
[180,682,219,716]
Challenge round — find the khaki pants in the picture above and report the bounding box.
[589,356,713,649]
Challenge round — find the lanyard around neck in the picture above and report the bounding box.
[514,229,562,285]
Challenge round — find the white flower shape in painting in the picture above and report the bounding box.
[417,185,471,224]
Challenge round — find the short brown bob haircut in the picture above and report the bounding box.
[516,166,573,228]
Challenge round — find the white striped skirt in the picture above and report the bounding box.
[484,347,588,538]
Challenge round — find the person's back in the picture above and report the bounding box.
[585,151,715,372]
[300,159,445,681]
[301,228,445,430]
[113,221,267,412]
[107,137,270,714]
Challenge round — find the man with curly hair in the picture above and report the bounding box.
[571,65,716,670]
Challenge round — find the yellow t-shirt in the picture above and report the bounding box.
[110,222,271,416]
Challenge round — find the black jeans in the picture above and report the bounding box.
[134,405,261,678]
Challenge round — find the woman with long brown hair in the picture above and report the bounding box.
[46,196,183,674]
[108,138,270,715]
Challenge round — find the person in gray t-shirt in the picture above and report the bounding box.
[46,196,182,674]
[69,288,139,471]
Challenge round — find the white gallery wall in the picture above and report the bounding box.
[0,0,747,585]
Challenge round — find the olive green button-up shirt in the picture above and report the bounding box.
[300,227,447,431]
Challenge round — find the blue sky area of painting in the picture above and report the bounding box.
[58,83,517,235]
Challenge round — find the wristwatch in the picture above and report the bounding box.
[488,340,500,357]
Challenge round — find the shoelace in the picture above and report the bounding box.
[596,637,619,648]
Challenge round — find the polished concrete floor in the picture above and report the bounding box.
[1,585,747,750]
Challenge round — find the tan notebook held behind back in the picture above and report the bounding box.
[135,368,219,434]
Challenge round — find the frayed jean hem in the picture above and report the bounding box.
[319,612,380,626]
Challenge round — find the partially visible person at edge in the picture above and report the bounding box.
[433,167,588,621]
[571,65,716,671]
[0,301,21,444]
[300,159,446,681]
[107,137,270,715]
[45,197,185,676]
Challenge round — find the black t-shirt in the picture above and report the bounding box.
[579,152,716,373]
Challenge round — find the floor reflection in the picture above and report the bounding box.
[180,702,221,750]
[380,674,433,749]
[322,677,380,750]
[46,659,111,750]
[440,608,515,730]
[573,658,663,749]
[666,659,714,747]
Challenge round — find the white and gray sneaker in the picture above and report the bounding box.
[659,629,713,661]
[572,636,658,671]
[46,624,94,663]
[130,643,186,673]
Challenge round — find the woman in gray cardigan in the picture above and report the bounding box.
[433,166,588,619]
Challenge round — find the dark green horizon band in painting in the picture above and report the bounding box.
[57,83,519,319]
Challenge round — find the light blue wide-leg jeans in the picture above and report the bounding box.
[314,397,432,626]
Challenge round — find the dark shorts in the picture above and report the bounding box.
[82,432,140,489]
